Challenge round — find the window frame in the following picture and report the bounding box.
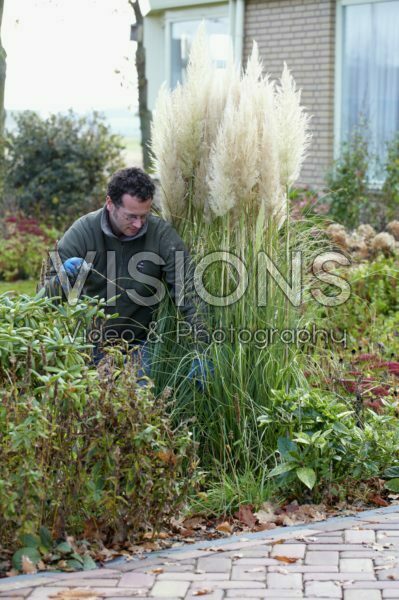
[164,4,231,88]
[334,0,399,170]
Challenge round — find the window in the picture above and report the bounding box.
[165,5,231,90]
[336,0,399,178]
[170,18,230,88]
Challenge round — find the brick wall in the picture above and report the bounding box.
[243,0,336,188]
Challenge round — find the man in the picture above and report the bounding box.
[44,167,210,381]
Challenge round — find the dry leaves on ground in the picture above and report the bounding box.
[50,591,100,600]
[215,521,233,534]
[274,555,299,564]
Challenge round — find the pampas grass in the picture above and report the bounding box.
[149,27,316,498]
[152,36,310,229]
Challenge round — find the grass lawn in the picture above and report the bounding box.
[122,136,143,168]
[0,280,37,295]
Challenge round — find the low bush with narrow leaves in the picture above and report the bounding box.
[0,292,197,551]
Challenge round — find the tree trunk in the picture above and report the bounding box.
[0,0,6,138]
[129,0,152,172]
[0,0,6,198]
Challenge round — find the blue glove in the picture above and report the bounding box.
[187,356,214,392]
[59,257,89,284]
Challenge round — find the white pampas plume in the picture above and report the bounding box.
[192,59,239,216]
[207,97,239,217]
[275,63,311,188]
[174,23,212,180]
[151,84,186,221]
[208,44,262,217]
[257,77,285,224]
[151,24,213,222]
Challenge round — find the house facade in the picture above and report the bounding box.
[142,0,399,187]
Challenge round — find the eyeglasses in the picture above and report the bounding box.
[118,210,149,224]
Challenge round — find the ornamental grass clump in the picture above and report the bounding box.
[150,31,320,485]
[152,34,310,231]
[0,292,197,549]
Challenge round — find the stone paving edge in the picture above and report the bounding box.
[1,503,398,589]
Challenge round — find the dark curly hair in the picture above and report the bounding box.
[107,167,155,207]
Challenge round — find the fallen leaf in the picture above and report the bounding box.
[254,508,276,525]
[50,591,99,600]
[182,516,206,530]
[192,590,214,596]
[216,521,233,534]
[274,555,299,564]
[279,515,300,527]
[235,504,257,528]
[180,528,195,537]
[6,569,19,577]
[254,522,276,532]
[22,556,37,574]
[284,501,300,513]
[370,495,389,507]
[148,567,164,574]
[142,542,160,551]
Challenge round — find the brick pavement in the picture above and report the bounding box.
[1,506,398,599]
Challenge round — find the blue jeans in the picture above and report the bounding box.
[92,341,152,387]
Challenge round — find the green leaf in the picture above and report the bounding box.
[277,436,297,458]
[384,467,399,479]
[385,478,399,493]
[269,462,296,477]
[39,526,53,550]
[296,467,317,490]
[19,533,40,548]
[65,559,84,571]
[293,434,311,445]
[12,547,41,571]
[82,555,97,571]
[70,552,84,564]
[55,541,73,555]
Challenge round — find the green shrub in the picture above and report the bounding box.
[327,128,399,229]
[322,256,399,340]
[326,127,370,229]
[0,214,59,281]
[0,292,197,548]
[260,388,399,501]
[382,133,399,221]
[5,111,124,224]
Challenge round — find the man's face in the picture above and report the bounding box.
[106,193,152,237]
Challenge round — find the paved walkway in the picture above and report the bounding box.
[1,506,399,600]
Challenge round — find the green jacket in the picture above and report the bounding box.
[44,206,204,343]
